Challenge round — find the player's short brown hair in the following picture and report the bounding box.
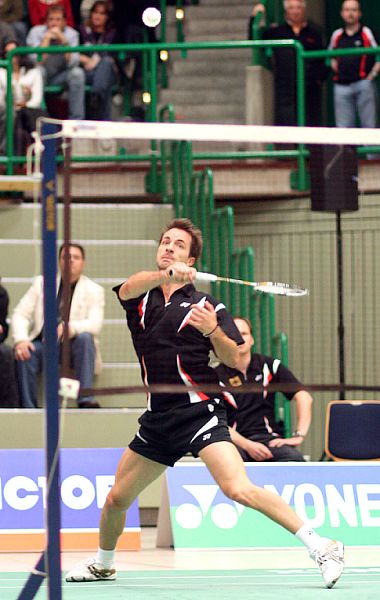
[160,218,203,261]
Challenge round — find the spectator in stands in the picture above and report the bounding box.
[0,17,17,50]
[328,0,380,130]
[12,243,105,409]
[26,5,85,120]
[0,40,45,155]
[79,0,117,120]
[0,0,27,45]
[250,0,327,126]
[28,0,75,28]
[214,317,313,462]
[0,280,20,408]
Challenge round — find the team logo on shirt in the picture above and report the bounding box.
[228,375,243,387]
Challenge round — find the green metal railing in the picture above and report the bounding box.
[3,41,380,182]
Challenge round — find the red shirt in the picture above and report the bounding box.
[28,0,75,28]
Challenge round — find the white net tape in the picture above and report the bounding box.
[57,120,380,146]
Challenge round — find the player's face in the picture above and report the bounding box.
[59,246,85,282]
[156,228,195,270]
[341,1,361,25]
[284,0,306,25]
[234,318,254,355]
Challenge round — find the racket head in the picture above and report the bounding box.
[254,282,309,296]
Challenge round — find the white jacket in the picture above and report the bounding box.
[11,275,105,373]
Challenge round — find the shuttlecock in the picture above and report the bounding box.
[142,7,161,28]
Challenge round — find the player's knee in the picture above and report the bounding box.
[104,489,128,512]
[221,480,262,508]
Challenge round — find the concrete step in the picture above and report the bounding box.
[160,87,242,105]
[163,72,245,90]
[0,241,157,279]
[186,4,251,20]
[170,58,247,76]
[169,48,251,63]
[162,103,244,123]
[187,17,247,36]
[200,0,252,4]
[0,204,172,241]
[187,30,249,41]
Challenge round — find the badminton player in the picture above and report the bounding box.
[66,218,344,588]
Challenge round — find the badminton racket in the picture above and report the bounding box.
[169,269,308,296]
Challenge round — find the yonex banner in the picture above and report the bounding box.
[0,448,140,552]
[159,462,380,548]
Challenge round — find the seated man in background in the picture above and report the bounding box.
[12,243,105,409]
[214,316,313,462]
[0,279,20,408]
[26,5,85,120]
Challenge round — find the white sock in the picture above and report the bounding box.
[295,524,326,554]
[96,547,115,569]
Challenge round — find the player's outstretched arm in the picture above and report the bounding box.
[118,271,168,300]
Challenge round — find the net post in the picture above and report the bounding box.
[42,121,62,600]
[16,121,62,599]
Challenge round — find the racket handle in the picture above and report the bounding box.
[195,271,218,283]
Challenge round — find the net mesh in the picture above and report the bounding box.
[26,119,380,459]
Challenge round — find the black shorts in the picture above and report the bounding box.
[129,398,232,466]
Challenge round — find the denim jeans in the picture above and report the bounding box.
[334,79,378,128]
[16,333,96,408]
[42,64,86,120]
[85,56,116,120]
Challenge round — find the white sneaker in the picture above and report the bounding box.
[311,539,344,588]
[65,557,116,582]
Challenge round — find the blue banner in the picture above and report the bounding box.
[0,448,139,532]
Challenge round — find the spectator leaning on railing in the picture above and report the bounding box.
[250,0,327,127]
[26,4,85,120]
[328,0,380,130]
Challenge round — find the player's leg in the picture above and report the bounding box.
[200,440,303,532]
[199,441,344,588]
[66,448,166,582]
[99,448,166,550]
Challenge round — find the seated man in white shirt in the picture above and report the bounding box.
[12,243,105,408]
[26,4,85,119]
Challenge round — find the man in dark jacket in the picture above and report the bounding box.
[0,281,20,407]
[249,0,327,126]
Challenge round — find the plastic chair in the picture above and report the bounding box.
[325,400,380,461]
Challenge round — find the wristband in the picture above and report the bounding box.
[203,324,218,337]
[292,431,305,438]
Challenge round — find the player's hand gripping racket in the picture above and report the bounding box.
[195,271,308,297]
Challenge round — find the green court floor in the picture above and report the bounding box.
[2,568,380,600]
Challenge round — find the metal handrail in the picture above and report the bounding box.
[3,40,380,178]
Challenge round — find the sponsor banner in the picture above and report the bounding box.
[165,462,380,548]
[0,448,140,551]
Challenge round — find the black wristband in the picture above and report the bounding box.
[203,324,218,338]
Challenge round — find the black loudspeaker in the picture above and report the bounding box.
[310,145,359,212]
